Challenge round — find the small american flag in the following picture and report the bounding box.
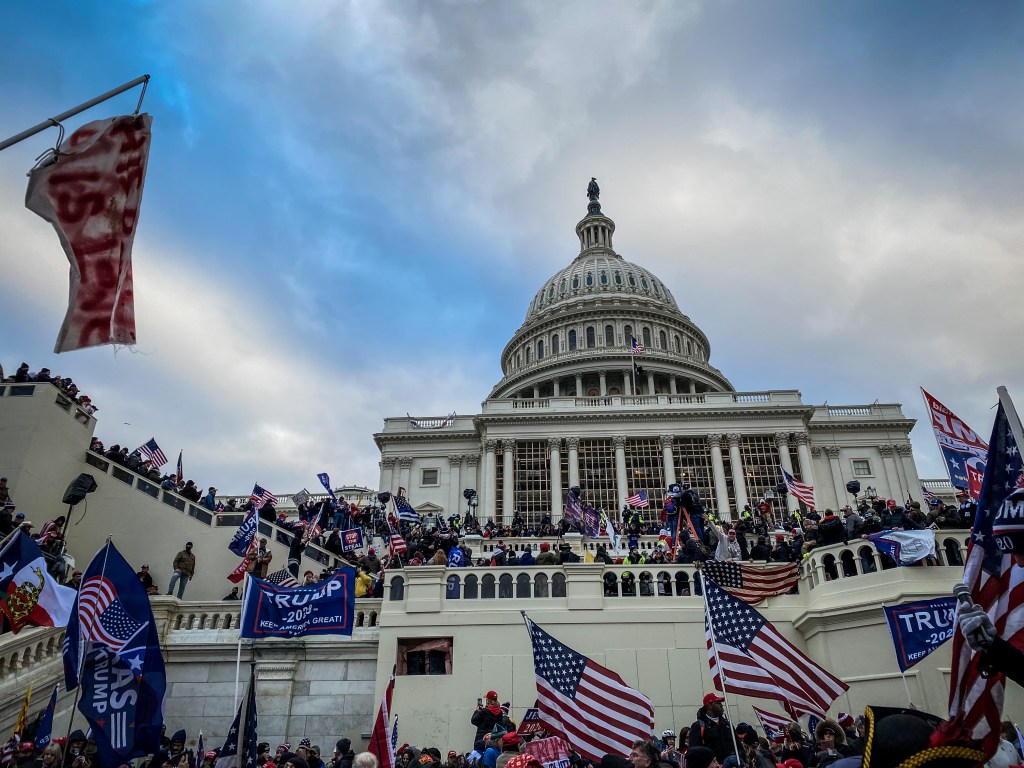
[525,614,654,762]
[704,578,847,719]
[265,569,299,588]
[138,438,167,467]
[782,468,816,511]
[922,486,939,504]
[701,561,799,605]
[625,489,649,508]
[751,706,791,740]
[79,576,147,654]
[250,484,278,508]
[389,523,408,556]
[630,336,645,355]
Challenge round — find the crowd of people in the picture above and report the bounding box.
[1,362,97,414]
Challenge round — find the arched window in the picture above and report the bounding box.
[516,574,531,598]
[537,339,544,359]
[552,573,567,597]
[552,334,560,354]
[659,330,667,349]
[585,272,594,287]
[526,347,532,364]
[642,327,652,347]
[389,576,405,601]
[652,282,661,296]
[446,575,461,599]
[568,330,577,351]
[641,277,649,290]
[498,574,514,598]
[586,327,596,348]
[624,325,633,344]
[628,273,636,287]
[685,339,691,355]
[600,271,608,285]
[605,325,614,346]
[559,279,566,294]
[614,271,623,285]
[572,276,580,289]
[534,573,549,598]
[481,574,496,599]
[674,334,681,352]
[548,285,554,298]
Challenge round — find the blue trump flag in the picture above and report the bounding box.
[317,472,338,501]
[883,596,958,672]
[240,569,355,639]
[447,545,466,567]
[228,509,258,557]
[34,684,58,750]
[62,540,165,766]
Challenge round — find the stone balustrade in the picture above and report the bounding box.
[0,626,65,682]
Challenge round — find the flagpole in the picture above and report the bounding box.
[234,573,249,709]
[699,575,744,768]
[997,387,1024,455]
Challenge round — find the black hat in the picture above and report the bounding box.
[860,706,985,768]
[336,738,351,754]
[69,730,87,743]
[685,747,715,768]
[171,729,186,744]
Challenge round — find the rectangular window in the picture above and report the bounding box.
[397,637,453,676]
[421,468,440,486]
[852,459,872,477]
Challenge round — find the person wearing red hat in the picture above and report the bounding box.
[535,542,558,566]
[471,691,504,743]
[688,693,735,765]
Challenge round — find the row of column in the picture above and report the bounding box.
[817,443,917,508]
[530,369,699,399]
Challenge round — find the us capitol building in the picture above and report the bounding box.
[375,182,924,523]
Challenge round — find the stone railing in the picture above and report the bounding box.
[0,626,65,682]
[482,390,804,414]
[798,529,970,589]
[0,380,95,427]
[162,598,383,641]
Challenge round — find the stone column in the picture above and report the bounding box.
[794,433,816,490]
[689,380,697,394]
[613,436,628,511]
[599,370,607,397]
[574,374,583,397]
[623,369,632,396]
[646,371,655,396]
[553,378,560,397]
[549,438,562,519]
[669,377,678,395]
[502,439,515,524]
[566,437,580,490]
[896,444,917,500]
[533,385,540,399]
[708,434,731,519]
[398,457,413,493]
[879,445,904,501]
[727,433,749,515]
[448,455,463,517]
[661,435,676,488]
[483,440,497,522]
[466,454,480,512]
[775,433,800,513]
[380,456,396,494]
[824,446,845,510]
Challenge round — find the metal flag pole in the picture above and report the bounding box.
[700,575,745,768]
[0,75,150,152]
[234,571,251,709]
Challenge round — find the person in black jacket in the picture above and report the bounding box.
[471,691,504,743]
[816,511,848,547]
[748,535,772,562]
[688,694,736,765]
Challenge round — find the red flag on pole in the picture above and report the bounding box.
[25,113,152,353]
[369,670,396,768]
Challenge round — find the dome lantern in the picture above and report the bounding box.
[576,177,615,254]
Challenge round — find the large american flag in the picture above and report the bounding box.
[782,468,816,511]
[701,561,799,605]
[947,398,1024,754]
[387,516,408,556]
[369,672,396,768]
[78,576,147,654]
[250,484,278,507]
[630,336,645,354]
[525,614,654,762]
[625,489,649,508]
[751,706,791,740]
[704,578,847,719]
[137,438,167,467]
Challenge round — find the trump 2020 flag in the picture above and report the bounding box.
[867,529,937,565]
[63,540,165,766]
[228,510,258,557]
[317,472,338,501]
[26,114,152,353]
[240,569,355,639]
[447,546,466,568]
[884,596,958,672]
[0,530,76,633]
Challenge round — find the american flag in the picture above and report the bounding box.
[78,576,147,655]
[703,578,847,719]
[388,522,408,556]
[701,561,799,605]
[369,671,396,768]
[525,614,654,762]
[137,438,167,467]
[300,521,322,546]
[625,489,649,508]
[394,494,420,524]
[630,336,645,354]
[242,665,259,768]
[264,568,299,588]
[250,484,278,508]
[922,486,939,504]
[390,715,399,755]
[782,468,816,511]
[947,397,1024,754]
[751,706,791,740]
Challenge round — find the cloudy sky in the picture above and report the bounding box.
[2,2,1022,495]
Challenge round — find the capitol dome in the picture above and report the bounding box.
[490,184,733,399]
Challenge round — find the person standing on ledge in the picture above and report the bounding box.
[166,541,195,599]
[472,691,504,743]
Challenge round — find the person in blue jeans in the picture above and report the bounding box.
[166,541,196,598]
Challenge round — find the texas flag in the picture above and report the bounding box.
[0,531,76,633]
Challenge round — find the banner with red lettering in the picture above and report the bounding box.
[523,737,571,768]
[26,114,152,353]
[920,389,988,500]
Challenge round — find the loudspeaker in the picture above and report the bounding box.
[62,473,97,506]
[846,480,861,497]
